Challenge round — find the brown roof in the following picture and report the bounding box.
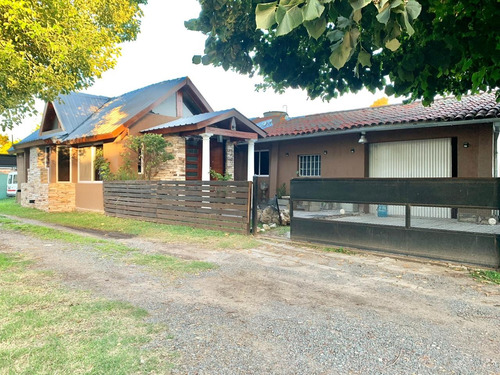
[264,92,500,137]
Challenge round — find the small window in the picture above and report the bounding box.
[57,147,71,182]
[298,154,321,177]
[254,150,270,176]
[78,145,104,182]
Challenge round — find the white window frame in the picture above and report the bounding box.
[77,145,104,183]
[298,154,321,177]
[254,149,270,176]
[56,146,72,183]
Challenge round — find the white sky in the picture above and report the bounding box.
[11,0,395,140]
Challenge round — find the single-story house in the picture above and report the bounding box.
[252,93,500,212]
[12,77,265,212]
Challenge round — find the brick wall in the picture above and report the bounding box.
[154,135,186,180]
[48,183,76,212]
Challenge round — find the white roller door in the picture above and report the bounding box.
[369,138,452,218]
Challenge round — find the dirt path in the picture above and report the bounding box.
[1,217,499,374]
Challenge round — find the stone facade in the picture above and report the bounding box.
[154,135,186,181]
[48,183,76,212]
[225,141,235,180]
[21,147,50,211]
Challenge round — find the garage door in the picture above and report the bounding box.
[369,138,452,218]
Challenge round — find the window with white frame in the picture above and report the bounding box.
[298,154,321,177]
[254,150,270,176]
[78,145,103,182]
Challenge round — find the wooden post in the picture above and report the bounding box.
[252,176,258,235]
[405,204,411,229]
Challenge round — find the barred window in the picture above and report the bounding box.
[298,154,321,177]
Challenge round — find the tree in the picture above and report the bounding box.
[0,0,146,130]
[370,97,389,107]
[0,134,11,154]
[186,0,499,105]
[120,134,174,180]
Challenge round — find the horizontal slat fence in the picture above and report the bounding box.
[103,180,252,234]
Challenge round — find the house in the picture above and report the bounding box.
[253,93,500,213]
[12,77,265,212]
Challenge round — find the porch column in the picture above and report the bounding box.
[201,133,213,181]
[247,139,256,181]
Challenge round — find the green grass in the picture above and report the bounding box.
[0,216,215,275]
[470,269,500,285]
[0,199,258,250]
[322,246,353,255]
[0,252,173,374]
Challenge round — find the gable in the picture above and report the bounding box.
[40,103,61,133]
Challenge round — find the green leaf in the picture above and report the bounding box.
[374,0,389,12]
[358,50,371,67]
[353,9,362,23]
[406,0,422,20]
[303,0,325,21]
[376,7,390,24]
[349,0,371,11]
[304,17,327,39]
[255,2,278,29]
[192,55,202,65]
[336,16,352,29]
[329,30,358,69]
[385,38,401,51]
[276,5,304,36]
[327,29,344,42]
[401,10,415,36]
[390,0,403,8]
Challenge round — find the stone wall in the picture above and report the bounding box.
[154,135,186,181]
[21,147,50,211]
[225,141,235,181]
[48,183,76,212]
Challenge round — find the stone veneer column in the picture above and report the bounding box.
[225,141,235,181]
[21,147,49,211]
[153,135,186,180]
[201,133,213,181]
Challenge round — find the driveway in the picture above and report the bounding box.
[1,218,499,374]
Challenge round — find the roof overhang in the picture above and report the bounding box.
[258,118,497,143]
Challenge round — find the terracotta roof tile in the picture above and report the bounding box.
[265,92,499,137]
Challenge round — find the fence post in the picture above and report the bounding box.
[252,176,258,235]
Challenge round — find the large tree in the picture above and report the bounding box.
[186,0,499,104]
[0,0,146,130]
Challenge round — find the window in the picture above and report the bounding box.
[57,146,71,182]
[45,146,51,168]
[254,150,269,176]
[78,145,103,182]
[298,154,321,177]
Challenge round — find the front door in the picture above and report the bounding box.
[185,138,201,180]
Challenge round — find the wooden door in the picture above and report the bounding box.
[210,138,225,179]
[185,139,201,180]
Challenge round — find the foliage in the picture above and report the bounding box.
[470,269,500,285]
[370,97,389,107]
[120,134,174,180]
[93,147,112,181]
[0,0,146,130]
[276,183,287,198]
[186,0,499,104]
[209,169,233,181]
[0,133,12,154]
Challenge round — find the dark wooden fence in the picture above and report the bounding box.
[103,180,252,234]
[290,178,500,268]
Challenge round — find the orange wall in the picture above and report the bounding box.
[75,183,104,212]
[259,123,494,195]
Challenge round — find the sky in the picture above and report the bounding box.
[11,0,394,140]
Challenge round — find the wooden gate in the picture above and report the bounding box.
[103,180,252,234]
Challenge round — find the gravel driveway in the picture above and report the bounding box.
[1,218,499,374]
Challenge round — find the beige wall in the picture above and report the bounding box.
[260,123,494,195]
[75,183,104,212]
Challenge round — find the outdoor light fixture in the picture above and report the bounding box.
[463,142,470,148]
[285,152,290,157]
[323,150,328,155]
[358,132,367,144]
[350,148,356,153]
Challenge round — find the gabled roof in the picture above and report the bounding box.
[265,92,500,137]
[143,108,267,138]
[15,77,213,149]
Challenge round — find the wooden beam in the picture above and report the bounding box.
[204,126,258,139]
[176,91,183,117]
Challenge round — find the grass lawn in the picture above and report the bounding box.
[0,199,258,250]
[0,216,215,275]
[0,252,173,374]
